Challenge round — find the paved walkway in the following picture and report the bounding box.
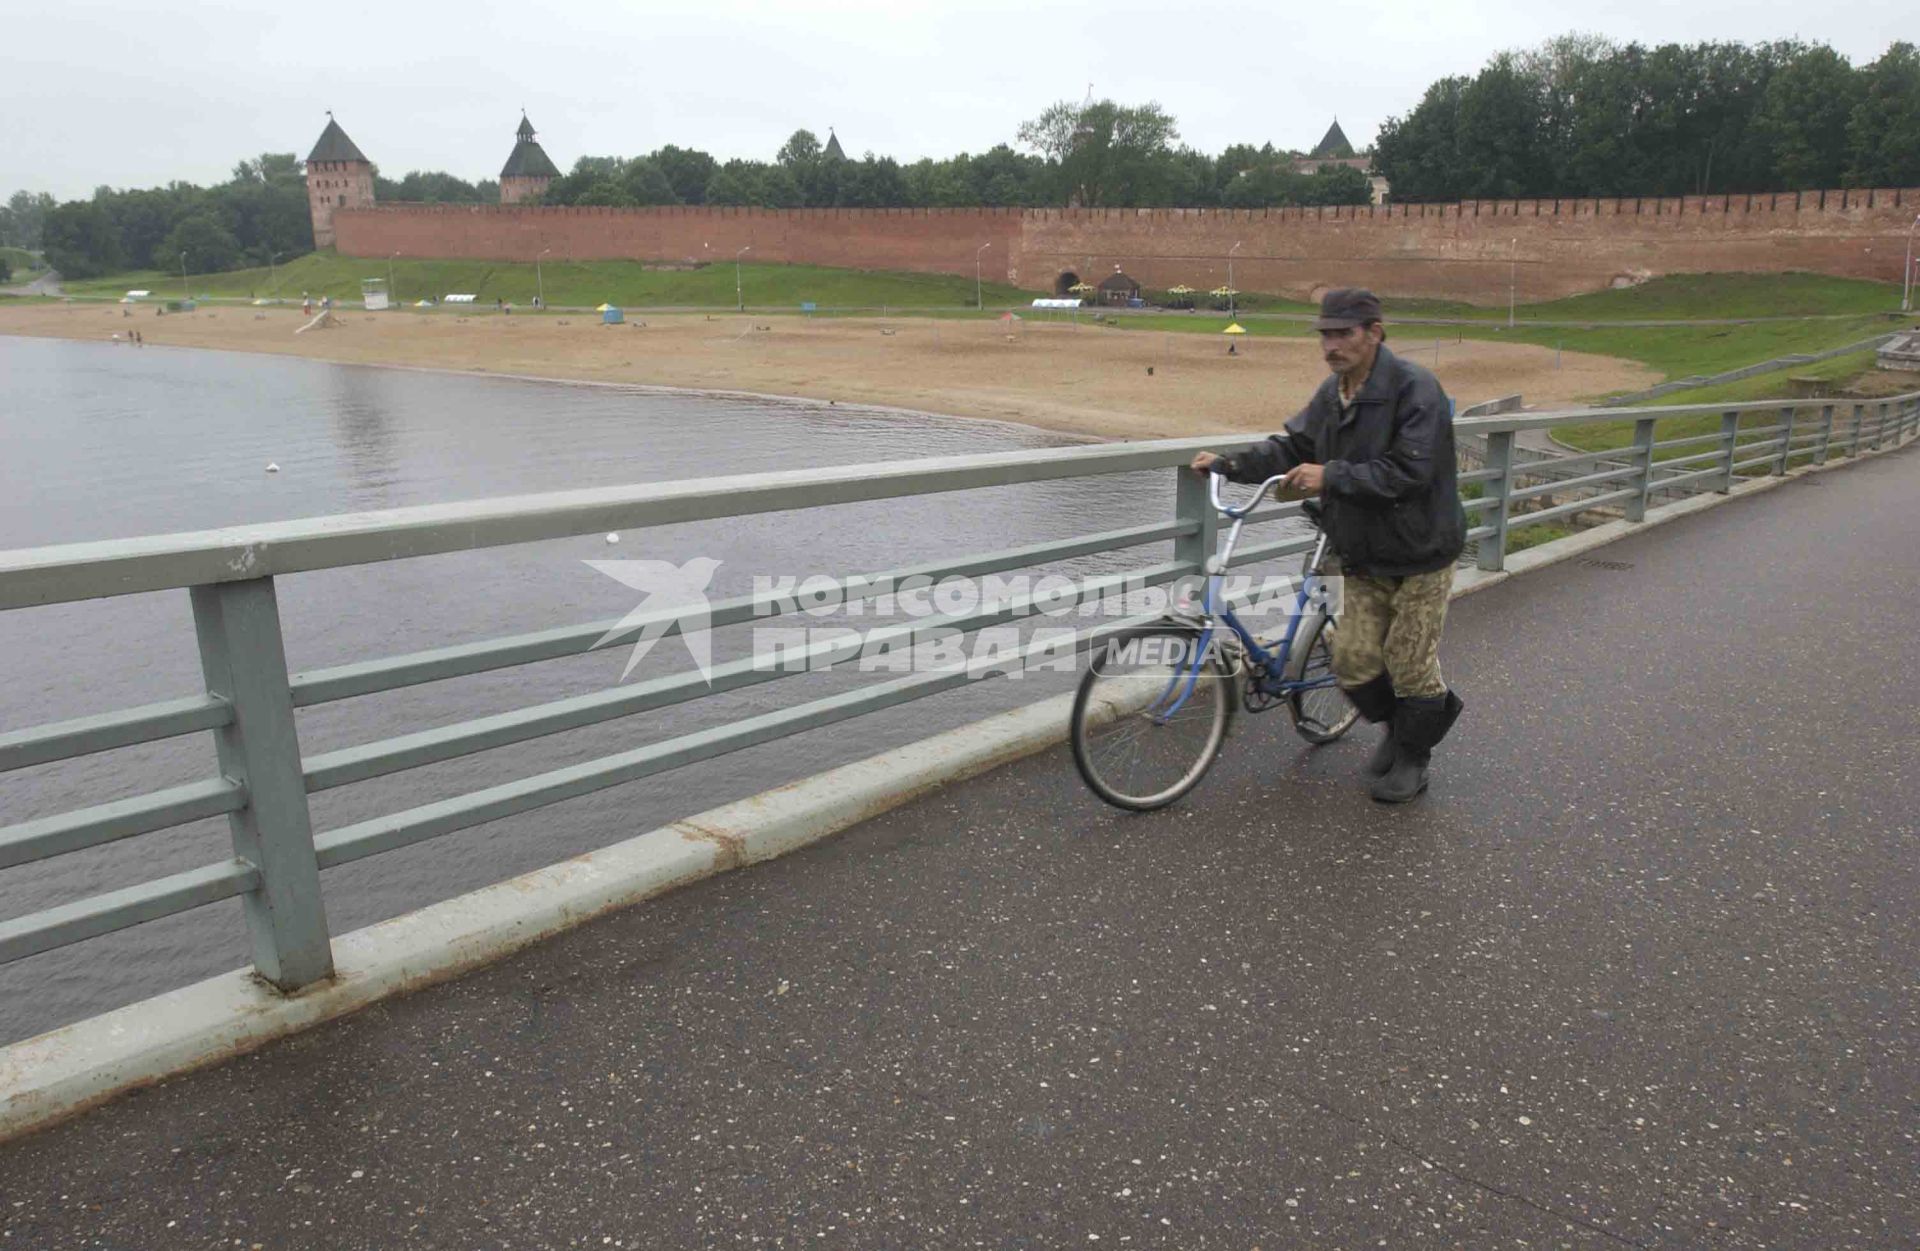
[2,448,1916,1250]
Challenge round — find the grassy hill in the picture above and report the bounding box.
[1,247,46,282]
[61,252,1035,310]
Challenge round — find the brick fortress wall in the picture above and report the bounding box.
[333,188,1920,302]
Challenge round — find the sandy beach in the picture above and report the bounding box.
[0,303,1657,440]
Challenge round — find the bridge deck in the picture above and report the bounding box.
[2,448,1916,1249]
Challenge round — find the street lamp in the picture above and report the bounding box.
[1228,240,1243,318]
[179,251,188,303]
[736,245,751,312]
[975,242,992,310]
[1903,213,1919,313]
[537,248,552,309]
[1508,238,1518,329]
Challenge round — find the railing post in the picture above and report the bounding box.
[1774,405,1794,475]
[1172,465,1219,611]
[1869,401,1886,449]
[1718,411,1741,493]
[191,577,333,990]
[1815,403,1834,465]
[1848,402,1864,456]
[1477,429,1514,571]
[1627,417,1656,521]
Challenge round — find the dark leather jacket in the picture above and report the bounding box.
[1221,345,1465,577]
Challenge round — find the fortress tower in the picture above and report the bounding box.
[499,114,561,204]
[305,114,374,249]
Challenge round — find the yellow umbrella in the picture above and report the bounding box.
[1223,323,1248,335]
[1167,285,1196,294]
[1210,286,1239,297]
[596,303,615,312]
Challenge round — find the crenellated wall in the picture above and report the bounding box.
[332,189,1920,302]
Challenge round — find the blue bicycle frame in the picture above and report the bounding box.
[1144,471,1339,722]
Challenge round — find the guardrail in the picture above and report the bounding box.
[2,390,1916,995]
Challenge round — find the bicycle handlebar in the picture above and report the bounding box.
[1207,469,1288,519]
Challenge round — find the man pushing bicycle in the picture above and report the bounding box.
[1190,289,1466,803]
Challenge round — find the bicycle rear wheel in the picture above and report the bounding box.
[1071,624,1237,811]
[1285,613,1359,744]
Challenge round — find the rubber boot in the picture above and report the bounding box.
[1341,674,1398,776]
[1371,690,1464,803]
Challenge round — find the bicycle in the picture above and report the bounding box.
[1070,470,1359,810]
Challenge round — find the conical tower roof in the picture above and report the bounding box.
[501,114,561,179]
[823,128,846,161]
[1309,119,1355,159]
[307,115,368,164]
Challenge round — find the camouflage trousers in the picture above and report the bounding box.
[1324,559,1454,698]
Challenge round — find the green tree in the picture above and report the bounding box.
[651,146,718,205]
[42,201,123,278]
[574,180,636,207]
[1301,164,1374,205]
[969,144,1044,205]
[1756,44,1860,188]
[232,153,302,185]
[1452,53,1548,198]
[377,170,491,202]
[5,190,56,248]
[1845,42,1920,185]
[1017,98,1180,206]
[163,214,242,273]
[1374,77,1470,199]
[776,129,822,169]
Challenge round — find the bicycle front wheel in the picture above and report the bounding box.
[1070,624,1237,811]
[1285,612,1359,744]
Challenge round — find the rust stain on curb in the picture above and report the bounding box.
[677,821,747,870]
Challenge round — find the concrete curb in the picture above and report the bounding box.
[0,689,1079,1142]
[1,432,1912,1142]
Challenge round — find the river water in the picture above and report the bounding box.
[1,335,1255,1042]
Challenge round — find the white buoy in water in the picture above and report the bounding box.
[266,463,280,474]
[605,532,620,544]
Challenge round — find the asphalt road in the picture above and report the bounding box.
[2,446,1915,1250]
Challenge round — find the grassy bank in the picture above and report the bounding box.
[1112,304,1893,386]
[1551,350,1904,454]
[61,252,1036,310]
[1,247,45,282]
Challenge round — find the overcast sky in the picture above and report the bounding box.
[2,0,1910,201]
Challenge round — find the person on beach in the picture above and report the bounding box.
[1189,289,1467,803]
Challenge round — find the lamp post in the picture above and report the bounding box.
[537,248,551,309]
[975,242,992,310]
[179,251,189,303]
[1903,213,1919,313]
[736,246,751,312]
[1228,240,1242,318]
[1508,238,1518,329]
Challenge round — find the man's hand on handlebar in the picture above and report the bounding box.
[1190,451,1230,477]
[1280,463,1325,495]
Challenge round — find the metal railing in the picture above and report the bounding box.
[2,390,1916,993]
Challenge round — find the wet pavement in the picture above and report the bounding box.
[1,447,1916,1250]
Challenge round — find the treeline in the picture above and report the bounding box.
[1375,36,1920,201]
[0,191,55,251]
[36,155,315,279]
[536,104,1374,210]
[373,170,497,203]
